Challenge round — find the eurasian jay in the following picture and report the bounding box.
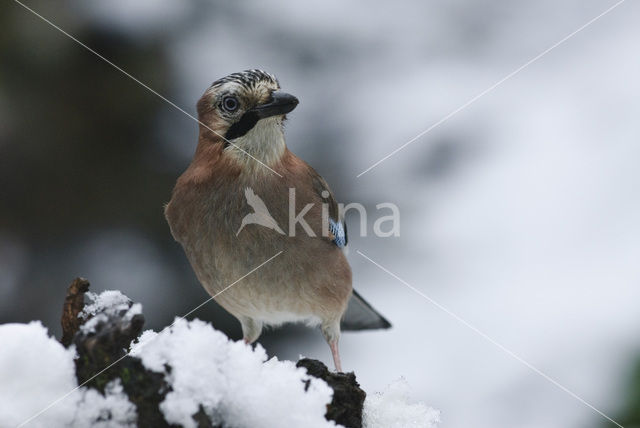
[165,69,390,371]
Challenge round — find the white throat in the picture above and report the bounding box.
[226,117,286,167]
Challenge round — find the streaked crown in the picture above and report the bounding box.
[210,69,279,92]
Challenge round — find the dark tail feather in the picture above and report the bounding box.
[341,289,392,331]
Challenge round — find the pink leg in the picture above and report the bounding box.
[240,317,262,345]
[329,340,342,372]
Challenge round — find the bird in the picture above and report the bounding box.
[236,187,285,236]
[165,69,390,371]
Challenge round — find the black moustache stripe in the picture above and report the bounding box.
[224,111,260,143]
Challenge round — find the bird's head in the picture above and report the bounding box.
[196,69,298,165]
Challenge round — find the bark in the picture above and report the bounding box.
[297,358,366,428]
[60,277,90,347]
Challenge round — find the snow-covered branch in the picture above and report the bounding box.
[0,278,439,428]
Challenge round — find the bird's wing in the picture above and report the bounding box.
[341,289,392,331]
[307,168,348,248]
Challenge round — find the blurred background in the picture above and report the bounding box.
[1,0,639,427]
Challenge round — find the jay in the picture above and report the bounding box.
[165,70,390,371]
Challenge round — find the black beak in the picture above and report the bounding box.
[251,91,299,119]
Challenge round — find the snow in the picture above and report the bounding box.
[79,291,141,334]
[1,292,438,427]
[363,379,440,428]
[0,322,135,428]
[131,318,338,428]
[80,290,132,319]
[73,380,137,428]
[0,322,78,428]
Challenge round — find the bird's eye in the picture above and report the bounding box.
[221,96,239,112]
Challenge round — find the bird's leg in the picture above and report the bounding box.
[321,321,343,372]
[240,316,263,344]
[329,340,342,372]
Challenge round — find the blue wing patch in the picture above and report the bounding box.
[329,219,347,248]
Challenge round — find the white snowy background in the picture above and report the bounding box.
[2,0,640,427]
